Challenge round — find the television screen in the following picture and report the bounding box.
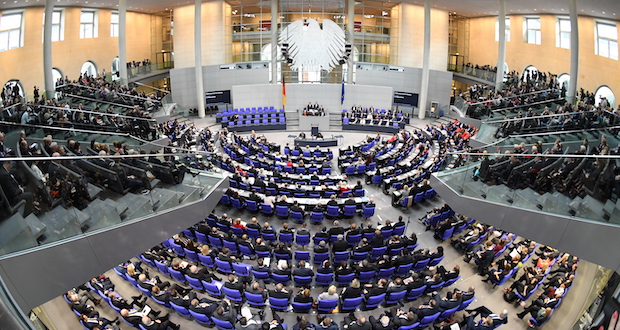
[205,90,231,105]
[393,91,419,107]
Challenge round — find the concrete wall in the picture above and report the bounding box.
[356,67,454,113]
[431,173,620,274]
[170,64,451,113]
[468,14,620,98]
[172,1,231,69]
[0,7,154,100]
[395,3,449,71]
[170,65,270,109]
[0,179,227,312]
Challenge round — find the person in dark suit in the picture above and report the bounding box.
[409,298,439,319]
[291,201,305,214]
[328,220,345,236]
[332,235,349,252]
[434,291,462,311]
[268,283,292,299]
[211,301,237,324]
[314,240,329,253]
[189,298,219,317]
[0,161,34,215]
[224,274,244,292]
[293,260,315,277]
[369,315,396,330]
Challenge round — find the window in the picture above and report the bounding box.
[594,85,615,108]
[495,18,510,42]
[0,12,24,51]
[557,18,571,49]
[52,68,63,85]
[525,17,541,44]
[80,10,97,39]
[596,22,618,60]
[43,10,64,42]
[80,61,98,77]
[110,12,119,37]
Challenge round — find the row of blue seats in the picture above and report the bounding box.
[398,189,438,207]
[227,118,286,127]
[220,196,375,221]
[229,179,365,197]
[343,118,403,128]
[113,262,260,329]
[138,248,470,322]
[199,213,402,244]
[221,113,284,122]
[218,107,284,116]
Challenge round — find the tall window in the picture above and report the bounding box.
[80,10,97,39]
[557,18,571,49]
[525,17,541,44]
[0,12,24,51]
[495,18,510,42]
[596,22,618,60]
[110,12,119,37]
[43,10,64,42]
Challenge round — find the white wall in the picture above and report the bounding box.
[396,3,449,71]
[170,65,270,109]
[231,84,393,113]
[355,67,453,112]
[173,0,229,69]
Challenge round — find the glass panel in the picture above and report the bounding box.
[560,19,571,32]
[80,11,94,23]
[0,31,8,51]
[8,29,19,49]
[527,18,540,29]
[0,14,22,30]
[52,11,61,24]
[111,13,119,24]
[598,23,618,39]
[610,40,619,60]
[599,39,610,58]
[51,25,60,42]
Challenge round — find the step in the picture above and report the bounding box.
[172,185,201,205]
[463,181,486,198]
[575,195,606,221]
[82,199,123,232]
[37,206,83,240]
[66,206,92,227]
[150,187,181,211]
[102,198,129,217]
[115,193,154,221]
[23,213,47,240]
[85,183,104,201]
[0,212,38,254]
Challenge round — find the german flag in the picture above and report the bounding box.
[282,79,287,107]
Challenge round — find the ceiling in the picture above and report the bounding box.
[0,0,619,20]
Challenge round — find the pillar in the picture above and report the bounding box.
[118,0,128,82]
[195,0,206,118]
[567,0,579,104]
[495,0,506,91]
[347,0,355,84]
[418,0,431,119]
[43,0,54,99]
[271,0,278,83]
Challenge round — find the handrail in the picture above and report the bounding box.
[468,88,558,106]
[0,120,132,136]
[57,83,163,104]
[40,104,157,122]
[485,98,563,116]
[132,81,170,94]
[61,93,135,109]
[444,151,620,160]
[484,109,586,124]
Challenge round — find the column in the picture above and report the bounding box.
[271,0,278,83]
[495,0,506,91]
[43,0,54,99]
[118,0,128,82]
[347,0,355,84]
[567,0,579,104]
[195,0,206,118]
[418,0,431,119]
